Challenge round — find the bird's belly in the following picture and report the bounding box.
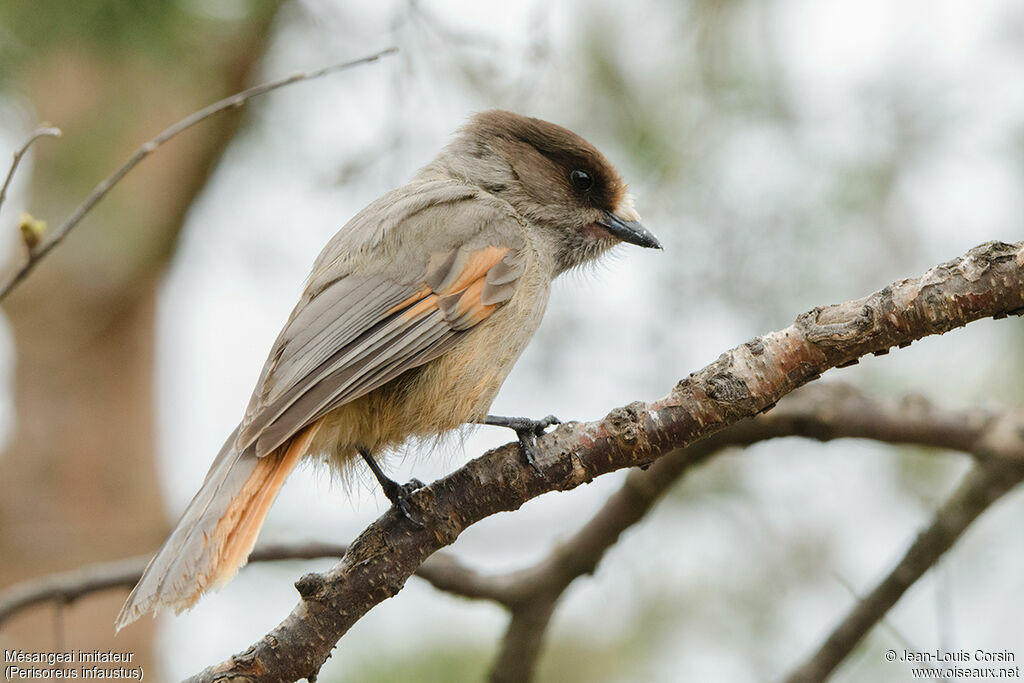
[309,287,548,471]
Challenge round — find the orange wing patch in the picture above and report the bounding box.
[439,278,497,329]
[436,246,509,295]
[389,246,517,331]
[386,286,432,316]
[397,293,441,321]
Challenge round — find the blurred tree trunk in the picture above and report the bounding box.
[0,7,278,661]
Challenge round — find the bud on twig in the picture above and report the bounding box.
[18,212,46,250]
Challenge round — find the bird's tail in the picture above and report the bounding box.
[115,424,317,631]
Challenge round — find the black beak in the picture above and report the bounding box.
[598,211,662,250]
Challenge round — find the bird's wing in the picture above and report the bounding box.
[236,199,527,457]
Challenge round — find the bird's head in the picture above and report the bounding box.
[448,110,661,273]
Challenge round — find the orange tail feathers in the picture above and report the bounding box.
[115,423,318,631]
[206,425,313,591]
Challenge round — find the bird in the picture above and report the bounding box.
[116,110,661,630]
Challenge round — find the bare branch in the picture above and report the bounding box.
[0,544,342,627]
[0,126,61,216]
[0,382,994,634]
[785,457,1024,683]
[184,240,1024,682]
[491,600,558,683]
[3,370,1021,681]
[0,541,491,629]
[483,382,1021,681]
[0,48,397,301]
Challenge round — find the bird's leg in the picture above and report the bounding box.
[357,447,424,527]
[481,414,561,476]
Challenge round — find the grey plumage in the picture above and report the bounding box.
[116,110,657,631]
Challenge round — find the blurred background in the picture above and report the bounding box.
[0,0,1022,681]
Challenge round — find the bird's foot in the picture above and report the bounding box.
[482,414,561,477]
[358,448,425,528]
[386,478,426,527]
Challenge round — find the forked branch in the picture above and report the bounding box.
[184,241,1023,681]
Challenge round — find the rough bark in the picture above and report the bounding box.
[186,241,1024,682]
[486,381,1024,682]
[2,377,1021,681]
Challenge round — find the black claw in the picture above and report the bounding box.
[390,481,425,528]
[358,448,425,528]
[482,414,563,477]
[534,414,561,434]
[517,430,544,477]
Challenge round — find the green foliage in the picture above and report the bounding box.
[330,631,647,683]
[328,644,494,683]
[0,0,278,83]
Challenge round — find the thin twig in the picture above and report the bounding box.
[0,545,339,627]
[0,47,397,301]
[0,541,490,629]
[0,126,61,215]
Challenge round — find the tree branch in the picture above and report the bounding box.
[0,47,397,301]
[785,419,1024,682]
[183,240,1023,682]
[0,542,492,629]
[0,126,61,216]
[0,544,341,627]
[2,371,1021,680]
[0,383,993,626]
[483,381,1021,681]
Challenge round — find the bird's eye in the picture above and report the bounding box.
[570,169,594,192]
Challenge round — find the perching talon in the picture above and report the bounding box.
[482,414,562,476]
[358,448,425,528]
